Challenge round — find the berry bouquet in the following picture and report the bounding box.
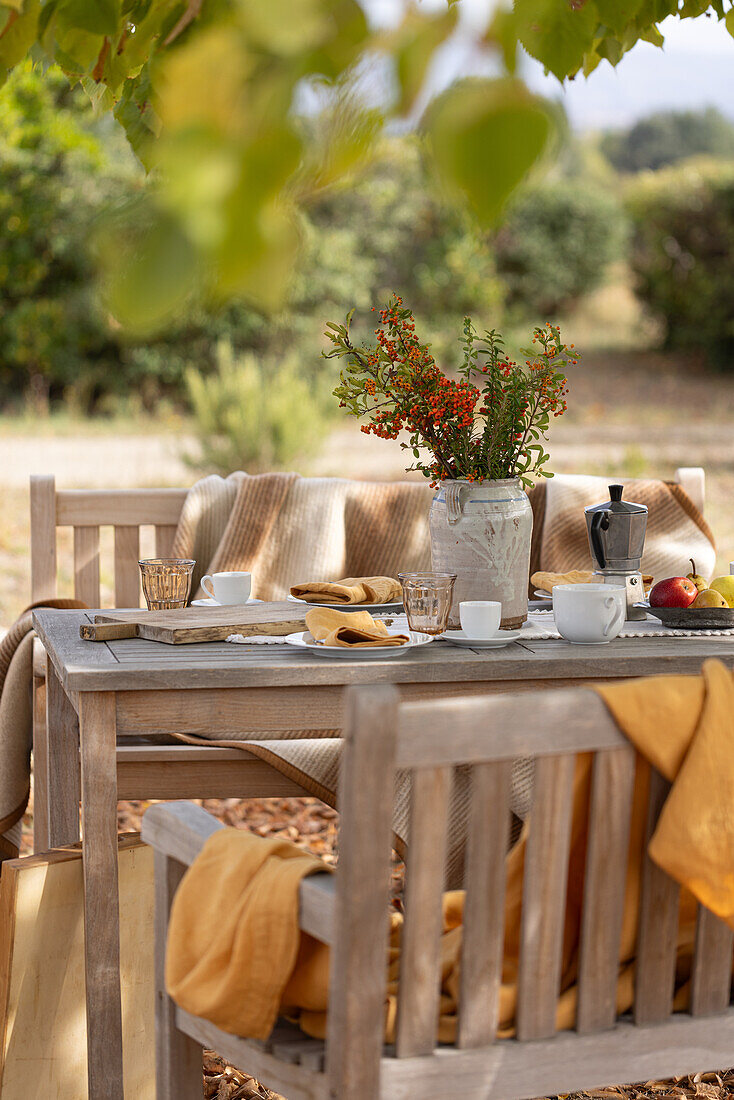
[324,295,579,488]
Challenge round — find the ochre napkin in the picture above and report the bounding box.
[532,569,653,594]
[290,576,401,605]
[305,608,408,647]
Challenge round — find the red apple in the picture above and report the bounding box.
[649,576,698,608]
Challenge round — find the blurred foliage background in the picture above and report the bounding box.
[1,62,734,471]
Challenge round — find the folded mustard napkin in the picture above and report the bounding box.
[290,576,401,605]
[532,569,653,594]
[166,660,734,1045]
[305,607,408,647]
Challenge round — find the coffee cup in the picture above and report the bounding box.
[201,571,252,605]
[553,583,625,645]
[459,600,502,639]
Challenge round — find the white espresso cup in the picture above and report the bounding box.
[201,571,252,605]
[459,600,502,639]
[553,583,625,645]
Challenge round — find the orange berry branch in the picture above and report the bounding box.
[324,295,580,488]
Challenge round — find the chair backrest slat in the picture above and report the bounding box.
[577,745,636,1033]
[395,765,451,1058]
[155,524,178,559]
[326,686,398,1099]
[114,526,141,609]
[690,905,734,1017]
[456,760,511,1049]
[73,525,101,607]
[634,768,680,1024]
[30,474,58,602]
[516,752,576,1040]
[397,689,625,769]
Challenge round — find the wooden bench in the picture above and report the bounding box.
[29,475,305,852]
[142,678,733,1100]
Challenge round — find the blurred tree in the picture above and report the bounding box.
[0,63,137,408]
[626,159,734,368]
[494,180,628,315]
[602,108,734,173]
[1,0,728,334]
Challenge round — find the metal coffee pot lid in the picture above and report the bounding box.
[584,484,648,517]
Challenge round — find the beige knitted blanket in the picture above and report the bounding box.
[528,475,715,593]
[0,599,86,859]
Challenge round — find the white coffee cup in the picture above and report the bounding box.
[459,600,502,639]
[553,583,625,645]
[201,571,252,605]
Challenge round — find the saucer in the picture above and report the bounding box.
[191,597,261,607]
[441,629,521,649]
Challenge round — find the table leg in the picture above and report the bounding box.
[34,656,81,850]
[78,691,124,1100]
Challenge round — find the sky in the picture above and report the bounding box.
[361,0,734,131]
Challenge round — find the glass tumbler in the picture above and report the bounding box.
[398,572,456,635]
[139,558,195,611]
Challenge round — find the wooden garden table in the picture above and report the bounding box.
[32,606,734,1100]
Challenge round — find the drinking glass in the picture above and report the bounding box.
[139,558,195,610]
[398,572,456,635]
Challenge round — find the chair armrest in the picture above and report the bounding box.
[142,800,224,866]
[299,873,336,944]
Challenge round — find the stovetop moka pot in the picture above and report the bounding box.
[584,484,648,620]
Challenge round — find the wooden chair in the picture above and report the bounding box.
[29,475,306,852]
[142,680,734,1100]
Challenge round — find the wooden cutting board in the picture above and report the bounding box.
[79,602,307,644]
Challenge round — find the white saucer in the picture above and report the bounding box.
[191,597,261,607]
[441,629,522,649]
[286,593,403,612]
[284,630,432,659]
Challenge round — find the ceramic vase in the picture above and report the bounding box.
[429,478,533,628]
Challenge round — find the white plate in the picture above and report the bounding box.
[191,597,262,607]
[441,629,522,649]
[534,589,552,599]
[286,593,403,612]
[284,630,432,659]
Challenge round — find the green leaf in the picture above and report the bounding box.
[425,78,552,227]
[57,0,120,36]
[485,6,519,73]
[392,6,457,113]
[594,0,643,35]
[514,0,599,81]
[0,0,40,80]
[726,6,734,34]
[98,207,200,335]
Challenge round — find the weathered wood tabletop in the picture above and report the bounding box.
[32,607,734,1100]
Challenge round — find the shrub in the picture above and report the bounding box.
[626,159,734,368]
[493,181,629,316]
[185,343,334,474]
[602,109,734,174]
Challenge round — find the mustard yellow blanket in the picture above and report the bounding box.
[166,659,734,1042]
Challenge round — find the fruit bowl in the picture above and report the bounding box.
[639,603,734,630]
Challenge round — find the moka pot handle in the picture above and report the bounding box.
[589,511,608,570]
